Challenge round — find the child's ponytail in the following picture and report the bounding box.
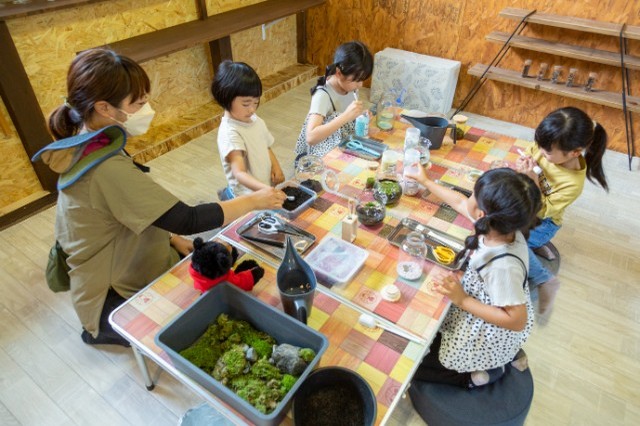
[310,63,338,96]
[585,121,608,191]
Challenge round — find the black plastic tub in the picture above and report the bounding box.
[155,283,329,426]
[293,366,377,426]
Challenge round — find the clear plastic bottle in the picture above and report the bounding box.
[403,148,421,196]
[355,113,369,137]
[396,231,427,281]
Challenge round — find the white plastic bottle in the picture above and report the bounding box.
[403,148,421,196]
[534,165,552,195]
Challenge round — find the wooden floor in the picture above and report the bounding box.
[1,79,639,425]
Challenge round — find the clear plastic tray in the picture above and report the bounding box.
[304,235,369,286]
[276,180,317,219]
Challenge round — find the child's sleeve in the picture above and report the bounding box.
[482,260,527,307]
[218,126,246,161]
[260,118,275,148]
[308,90,332,117]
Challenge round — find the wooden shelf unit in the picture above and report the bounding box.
[468,64,640,112]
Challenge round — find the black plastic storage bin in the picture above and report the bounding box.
[155,283,329,426]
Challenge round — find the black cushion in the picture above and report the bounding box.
[409,365,534,426]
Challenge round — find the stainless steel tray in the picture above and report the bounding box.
[387,218,469,271]
[236,211,316,260]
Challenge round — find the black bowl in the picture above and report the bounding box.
[293,367,376,426]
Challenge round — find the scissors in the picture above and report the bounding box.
[345,140,380,157]
[258,216,303,237]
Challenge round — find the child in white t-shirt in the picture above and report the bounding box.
[211,61,284,198]
[406,167,542,388]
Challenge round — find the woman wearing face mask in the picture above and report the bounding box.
[34,48,286,346]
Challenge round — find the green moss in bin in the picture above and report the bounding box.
[179,313,316,415]
[281,374,297,393]
[299,347,316,363]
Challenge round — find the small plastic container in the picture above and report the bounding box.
[305,235,369,286]
[276,180,318,219]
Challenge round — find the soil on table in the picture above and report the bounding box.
[282,186,313,211]
[297,383,366,426]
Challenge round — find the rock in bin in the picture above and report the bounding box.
[270,343,315,376]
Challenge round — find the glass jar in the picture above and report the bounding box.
[295,155,325,192]
[376,94,396,131]
[356,178,385,226]
[404,127,421,150]
[396,231,427,281]
[402,148,421,196]
[373,176,402,206]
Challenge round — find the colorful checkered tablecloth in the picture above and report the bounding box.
[222,123,533,343]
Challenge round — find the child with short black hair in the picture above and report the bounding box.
[295,41,373,159]
[406,167,541,389]
[211,60,285,199]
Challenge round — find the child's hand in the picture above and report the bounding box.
[343,100,364,122]
[516,155,539,180]
[404,163,430,186]
[271,165,284,185]
[434,273,467,306]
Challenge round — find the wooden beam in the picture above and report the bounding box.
[0,192,57,232]
[210,37,233,72]
[468,63,640,112]
[486,31,640,71]
[297,11,307,64]
[104,0,325,63]
[0,21,57,192]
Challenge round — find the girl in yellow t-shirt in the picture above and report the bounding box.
[517,107,608,322]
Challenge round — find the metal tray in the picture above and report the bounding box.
[387,218,469,271]
[338,136,388,160]
[236,211,316,260]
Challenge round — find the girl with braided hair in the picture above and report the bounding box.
[405,167,541,388]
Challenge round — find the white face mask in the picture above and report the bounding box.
[114,102,155,136]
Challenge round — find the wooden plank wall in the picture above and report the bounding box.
[306,0,640,156]
[0,0,297,212]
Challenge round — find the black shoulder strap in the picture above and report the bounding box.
[317,87,337,113]
[476,253,528,288]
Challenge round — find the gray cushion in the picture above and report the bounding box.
[409,365,533,426]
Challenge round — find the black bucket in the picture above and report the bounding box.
[400,115,456,149]
[293,367,376,426]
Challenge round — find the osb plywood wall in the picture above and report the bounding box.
[1,0,296,211]
[306,0,640,155]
